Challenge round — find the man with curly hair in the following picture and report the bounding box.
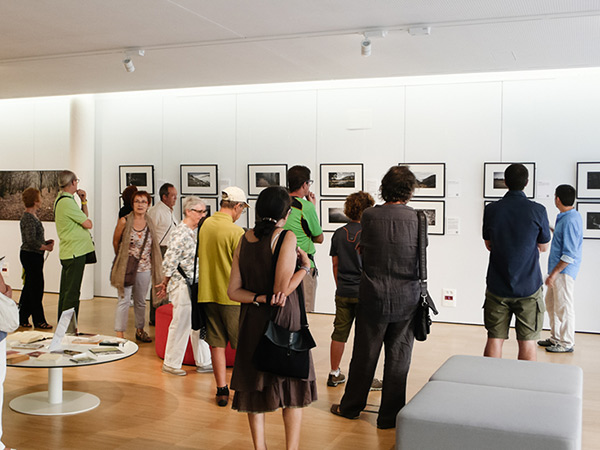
[331,166,423,429]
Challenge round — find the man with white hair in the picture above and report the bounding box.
[198,186,248,407]
[54,170,94,333]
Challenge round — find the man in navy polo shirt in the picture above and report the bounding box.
[482,163,551,361]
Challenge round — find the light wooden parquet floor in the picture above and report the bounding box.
[4,293,599,449]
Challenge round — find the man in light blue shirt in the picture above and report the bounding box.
[538,184,583,353]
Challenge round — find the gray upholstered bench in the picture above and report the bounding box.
[429,354,583,398]
[396,356,583,450]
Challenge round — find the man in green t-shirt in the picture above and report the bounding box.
[283,165,323,312]
[54,170,94,333]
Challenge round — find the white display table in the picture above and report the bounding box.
[7,335,138,416]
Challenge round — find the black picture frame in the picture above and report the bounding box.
[576,162,600,199]
[399,163,446,198]
[247,164,288,196]
[180,164,218,196]
[576,201,600,239]
[320,163,364,197]
[483,162,536,198]
[406,200,446,235]
[119,165,155,194]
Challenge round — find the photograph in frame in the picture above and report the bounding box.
[576,202,600,239]
[483,162,536,198]
[0,170,62,221]
[180,164,218,195]
[247,164,288,197]
[180,196,218,221]
[576,162,600,199]
[247,198,258,229]
[119,165,154,194]
[320,199,351,232]
[399,163,446,198]
[320,164,364,197]
[407,200,446,235]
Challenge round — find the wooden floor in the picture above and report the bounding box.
[4,293,599,449]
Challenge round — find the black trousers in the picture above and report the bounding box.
[19,250,48,326]
[339,312,415,428]
[58,255,86,333]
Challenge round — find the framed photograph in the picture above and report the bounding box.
[180,164,218,195]
[180,196,218,221]
[119,165,154,194]
[576,162,600,199]
[576,202,600,239]
[320,164,364,197]
[407,200,446,235]
[247,198,258,229]
[320,199,350,232]
[0,170,62,221]
[483,162,536,198]
[247,164,287,196]
[400,163,446,197]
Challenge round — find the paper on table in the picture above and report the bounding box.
[48,308,74,352]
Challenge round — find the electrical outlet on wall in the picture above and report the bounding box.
[442,288,456,307]
[1,262,8,277]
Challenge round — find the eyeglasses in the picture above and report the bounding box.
[306,180,314,186]
[133,200,148,204]
[190,208,206,214]
[74,178,80,184]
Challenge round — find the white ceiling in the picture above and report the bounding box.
[2,0,600,99]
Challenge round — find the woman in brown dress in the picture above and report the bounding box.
[228,186,317,450]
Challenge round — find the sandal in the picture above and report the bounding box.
[135,330,152,343]
[330,403,359,420]
[20,323,32,328]
[35,323,53,330]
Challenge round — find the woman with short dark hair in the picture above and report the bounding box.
[19,187,54,329]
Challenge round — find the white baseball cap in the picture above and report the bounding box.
[222,186,249,207]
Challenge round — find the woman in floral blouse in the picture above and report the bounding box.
[156,196,210,376]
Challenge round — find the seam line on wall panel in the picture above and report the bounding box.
[402,86,407,163]
[315,90,319,166]
[500,82,504,161]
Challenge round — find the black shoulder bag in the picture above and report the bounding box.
[414,210,439,341]
[176,217,207,334]
[254,229,317,379]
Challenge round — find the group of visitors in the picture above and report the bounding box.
[7,162,583,449]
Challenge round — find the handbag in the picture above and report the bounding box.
[176,217,207,335]
[254,230,317,379]
[0,291,19,333]
[414,210,439,342]
[124,227,150,287]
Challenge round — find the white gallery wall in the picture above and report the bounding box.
[0,69,599,332]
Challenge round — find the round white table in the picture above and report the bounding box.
[7,335,138,416]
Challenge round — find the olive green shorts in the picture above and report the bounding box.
[484,287,545,341]
[331,295,359,343]
[203,303,240,349]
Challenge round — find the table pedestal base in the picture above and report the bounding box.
[9,390,100,416]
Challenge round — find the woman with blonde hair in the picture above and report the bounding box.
[19,187,54,329]
[110,190,162,342]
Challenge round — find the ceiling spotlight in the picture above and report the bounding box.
[123,58,135,73]
[360,30,387,57]
[122,48,145,73]
[361,39,372,57]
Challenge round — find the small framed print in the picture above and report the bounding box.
[180,196,218,221]
[119,165,154,194]
[180,164,218,195]
[400,163,446,198]
[320,164,364,197]
[320,199,350,232]
[483,162,536,198]
[247,198,258,229]
[248,164,287,196]
[576,202,600,239]
[407,200,445,235]
[576,162,600,199]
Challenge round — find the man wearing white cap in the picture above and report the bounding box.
[197,186,248,407]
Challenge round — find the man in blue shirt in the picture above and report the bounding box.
[537,184,583,353]
[482,164,551,360]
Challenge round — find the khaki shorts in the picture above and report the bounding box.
[203,303,240,349]
[331,295,359,343]
[484,287,545,341]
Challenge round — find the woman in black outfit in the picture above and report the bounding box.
[19,187,54,329]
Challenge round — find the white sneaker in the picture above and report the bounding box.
[162,364,186,376]
[196,364,213,373]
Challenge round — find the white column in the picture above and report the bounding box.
[70,96,95,301]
